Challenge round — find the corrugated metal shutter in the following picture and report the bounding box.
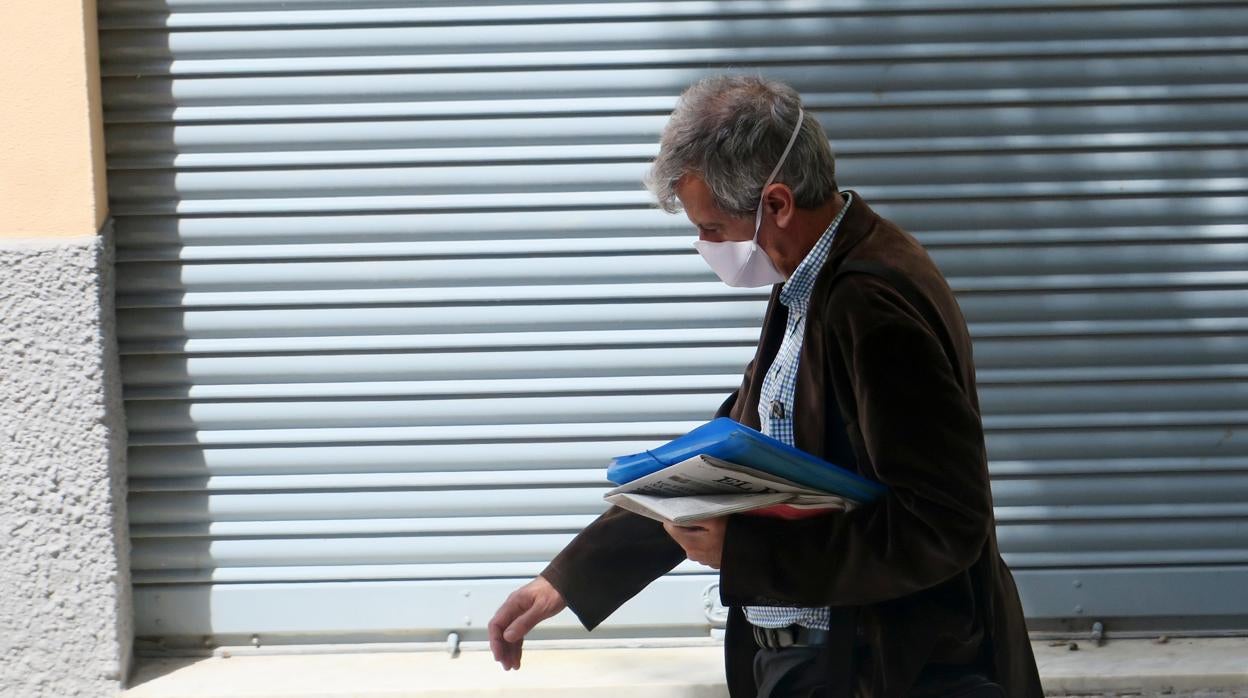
[100,0,1248,647]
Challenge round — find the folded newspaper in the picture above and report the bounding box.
[604,454,855,525]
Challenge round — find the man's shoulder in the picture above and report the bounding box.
[819,269,911,331]
[844,211,929,274]
[818,242,957,341]
[816,241,928,313]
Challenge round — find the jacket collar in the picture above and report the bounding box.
[821,189,877,274]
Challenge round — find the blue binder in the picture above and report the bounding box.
[608,418,886,503]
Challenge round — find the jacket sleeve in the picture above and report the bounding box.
[717,274,993,607]
[542,353,761,630]
[541,505,686,630]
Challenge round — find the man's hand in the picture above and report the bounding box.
[488,575,566,671]
[663,517,728,569]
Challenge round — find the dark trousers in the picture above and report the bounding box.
[753,647,1005,698]
[753,646,829,698]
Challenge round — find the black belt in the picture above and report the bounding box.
[751,623,832,649]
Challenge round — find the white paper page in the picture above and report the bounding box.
[605,492,793,525]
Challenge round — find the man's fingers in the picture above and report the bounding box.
[662,522,683,538]
[488,577,565,670]
[664,518,726,569]
[489,592,532,668]
[491,629,520,671]
[488,625,512,666]
[497,591,530,621]
[664,522,708,542]
[500,639,515,670]
[503,602,546,643]
[664,522,702,557]
[663,522,688,545]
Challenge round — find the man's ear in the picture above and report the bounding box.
[763,183,797,228]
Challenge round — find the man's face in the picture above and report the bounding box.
[674,174,755,243]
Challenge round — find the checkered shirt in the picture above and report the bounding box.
[744,192,852,630]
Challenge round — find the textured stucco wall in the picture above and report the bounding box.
[0,226,132,696]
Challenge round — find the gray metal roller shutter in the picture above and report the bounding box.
[100,0,1248,648]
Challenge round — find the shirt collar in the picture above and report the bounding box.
[779,192,853,313]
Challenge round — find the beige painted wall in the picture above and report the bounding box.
[0,0,108,238]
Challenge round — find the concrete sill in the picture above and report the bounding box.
[122,638,1248,698]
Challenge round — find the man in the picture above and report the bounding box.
[488,75,1043,698]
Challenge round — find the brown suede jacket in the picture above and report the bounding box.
[542,193,1043,698]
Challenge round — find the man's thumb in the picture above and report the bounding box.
[503,602,545,643]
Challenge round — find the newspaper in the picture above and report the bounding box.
[604,454,853,525]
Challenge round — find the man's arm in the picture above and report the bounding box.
[717,275,994,607]
[487,347,763,671]
[539,350,760,626]
[486,356,760,672]
[540,505,686,630]
[488,506,685,671]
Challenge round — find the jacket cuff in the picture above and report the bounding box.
[540,559,608,631]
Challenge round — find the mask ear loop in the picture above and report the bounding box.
[753,107,806,242]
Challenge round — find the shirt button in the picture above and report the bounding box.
[770,399,786,419]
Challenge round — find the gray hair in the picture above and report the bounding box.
[644,75,838,216]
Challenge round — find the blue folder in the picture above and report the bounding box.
[608,418,886,503]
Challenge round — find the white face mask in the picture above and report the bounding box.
[693,108,804,288]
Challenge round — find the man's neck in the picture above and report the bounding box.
[776,192,845,278]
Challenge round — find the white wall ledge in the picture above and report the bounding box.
[122,638,1248,698]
